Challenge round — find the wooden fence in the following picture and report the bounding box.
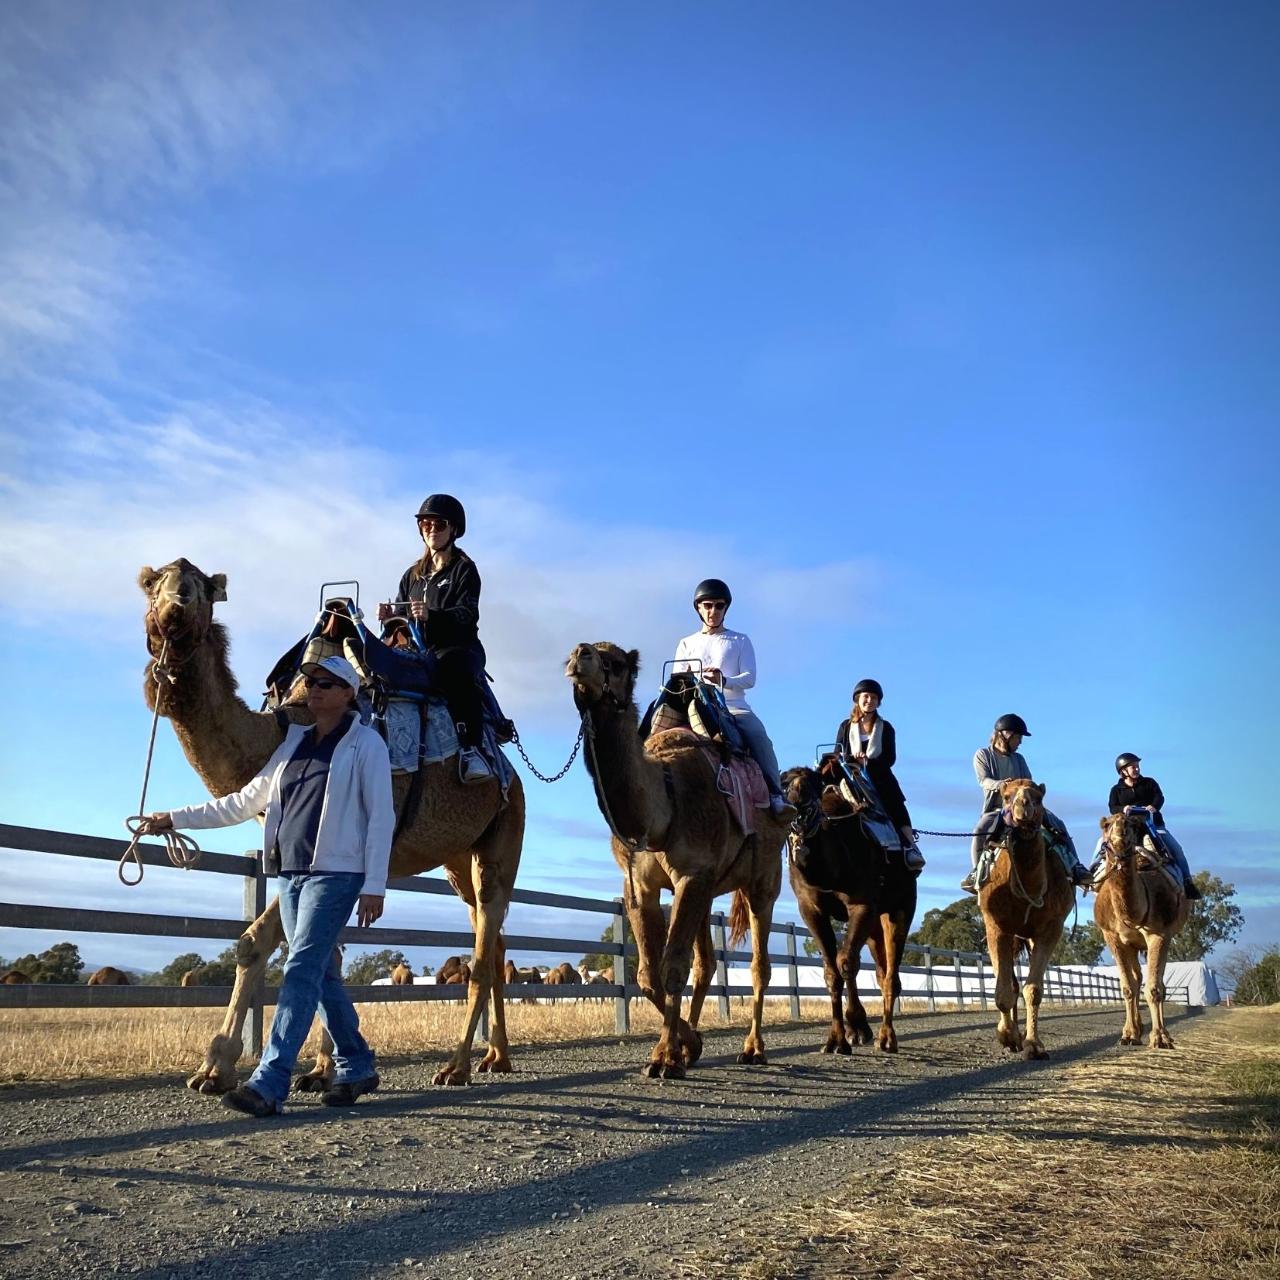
[0,823,1125,1055]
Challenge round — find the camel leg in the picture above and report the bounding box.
[737,892,775,1066]
[478,929,511,1073]
[1110,938,1144,1045]
[1145,933,1175,1050]
[189,897,284,1095]
[799,899,849,1054]
[648,877,713,1080]
[687,920,715,1031]
[986,922,1023,1054]
[291,1027,336,1092]
[1021,931,1060,1061]
[627,885,671,1018]
[873,906,909,1054]
[841,904,876,1046]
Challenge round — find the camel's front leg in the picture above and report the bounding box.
[291,1028,335,1093]
[987,925,1022,1053]
[1021,931,1061,1061]
[872,906,910,1054]
[840,904,876,1046]
[189,897,284,1095]
[478,929,512,1074]
[686,919,715,1040]
[737,892,775,1066]
[648,877,712,1079]
[799,899,849,1054]
[627,884,671,1019]
[1111,939,1144,1045]
[1144,933,1175,1050]
[434,861,508,1086]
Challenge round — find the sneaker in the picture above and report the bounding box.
[1070,863,1093,889]
[459,747,493,785]
[322,1072,380,1108]
[768,794,796,818]
[959,872,978,895]
[904,844,926,871]
[221,1085,281,1118]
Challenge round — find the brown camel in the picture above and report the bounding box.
[544,961,583,986]
[139,558,525,1092]
[180,968,203,987]
[390,962,415,985]
[2,970,31,984]
[978,779,1075,1059]
[1093,812,1189,1049]
[782,764,917,1054]
[87,966,132,985]
[566,642,788,1077]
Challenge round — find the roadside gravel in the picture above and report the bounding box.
[0,1006,1190,1279]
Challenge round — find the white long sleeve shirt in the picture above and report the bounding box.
[673,627,757,711]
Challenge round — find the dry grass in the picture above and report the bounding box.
[678,1008,1280,1280]
[0,996,852,1082]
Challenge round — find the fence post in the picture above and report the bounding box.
[924,945,936,1013]
[613,900,630,1034]
[242,857,267,1060]
[715,913,731,1021]
[977,951,988,1011]
[786,923,801,1020]
[953,951,966,1010]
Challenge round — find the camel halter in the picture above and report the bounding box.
[118,635,203,886]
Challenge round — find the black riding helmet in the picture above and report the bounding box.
[852,678,884,703]
[1115,752,1141,774]
[994,713,1031,738]
[693,578,732,610]
[414,494,466,538]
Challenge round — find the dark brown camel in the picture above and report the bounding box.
[2,970,31,984]
[782,765,918,1053]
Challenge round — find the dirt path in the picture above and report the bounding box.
[0,1006,1205,1279]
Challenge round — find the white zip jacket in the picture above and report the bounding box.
[167,716,395,895]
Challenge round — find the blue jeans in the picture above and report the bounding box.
[247,872,375,1106]
[729,708,784,796]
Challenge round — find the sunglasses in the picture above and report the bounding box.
[303,676,347,690]
[699,600,727,610]
[417,517,451,532]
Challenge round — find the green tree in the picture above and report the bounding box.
[149,952,208,986]
[908,898,988,956]
[1053,922,1106,966]
[344,949,409,985]
[9,942,85,984]
[1167,873,1245,961]
[1221,946,1280,1006]
[581,923,619,972]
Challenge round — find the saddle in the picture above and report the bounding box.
[818,754,903,858]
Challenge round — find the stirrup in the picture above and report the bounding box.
[459,747,493,785]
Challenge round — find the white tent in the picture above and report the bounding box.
[1087,960,1220,1006]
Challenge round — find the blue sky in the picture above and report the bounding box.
[2,2,1276,978]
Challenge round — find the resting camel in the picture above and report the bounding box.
[782,765,917,1053]
[978,779,1074,1059]
[2,970,31,984]
[87,966,131,986]
[139,558,525,1091]
[390,962,415,985]
[566,642,788,1077]
[1093,811,1189,1049]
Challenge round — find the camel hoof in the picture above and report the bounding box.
[642,1061,663,1079]
[1151,1035,1175,1050]
[877,1036,898,1055]
[736,1050,767,1066]
[194,1076,227,1096]
[477,1056,513,1075]
[836,1042,852,1056]
[659,1060,686,1080]
[431,1066,470,1087]
[1022,1044,1049,1062]
[292,1072,330,1093]
[1119,1035,1136,1047]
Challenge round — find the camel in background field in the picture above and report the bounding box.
[2,970,31,984]
[566,642,788,1077]
[1093,812,1190,1049]
[139,558,525,1092]
[390,963,415,985]
[88,967,131,985]
[978,779,1074,1059]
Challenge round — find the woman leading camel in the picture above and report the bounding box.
[833,678,925,870]
[962,713,1091,894]
[364,493,492,785]
[139,654,393,1117]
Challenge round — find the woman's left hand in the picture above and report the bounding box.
[409,600,427,620]
[357,895,385,927]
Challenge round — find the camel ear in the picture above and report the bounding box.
[1035,782,1047,798]
[1099,816,1110,831]
[138,566,160,592]
[626,649,640,678]
[207,573,227,602]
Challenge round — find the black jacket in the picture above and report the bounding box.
[1109,776,1166,826]
[834,715,912,832]
[396,551,483,658]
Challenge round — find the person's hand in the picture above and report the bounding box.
[409,600,427,621]
[357,895,384,927]
[703,667,722,686]
[376,601,392,622]
[1123,805,1134,815]
[139,812,173,834]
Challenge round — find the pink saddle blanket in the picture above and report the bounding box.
[702,747,770,835]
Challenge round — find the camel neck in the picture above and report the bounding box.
[584,701,672,847]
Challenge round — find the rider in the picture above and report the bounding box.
[833,679,926,871]
[961,713,1091,893]
[1096,753,1201,899]
[364,494,492,785]
[674,578,792,816]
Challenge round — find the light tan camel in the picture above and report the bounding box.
[180,968,202,987]
[390,962,415,985]
[978,779,1075,1060]
[139,558,525,1092]
[87,966,131,985]
[566,642,787,1077]
[544,961,582,986]
[1093,811,1189,1049]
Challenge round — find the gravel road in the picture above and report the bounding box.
[0,1005,1199,1279]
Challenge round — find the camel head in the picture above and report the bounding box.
[999,777,1046,831]
[1099,810,1143,864]
[138,558,227,661]
[565,642,640,713]
[781,765,821,810]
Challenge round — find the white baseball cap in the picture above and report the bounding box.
[300,655,361,691]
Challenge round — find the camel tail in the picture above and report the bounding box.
[727,889,751,949]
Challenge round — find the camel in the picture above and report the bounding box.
[566,642,788,1077]
[87,966,132,986]
[435,955,472,985]
[390,962,415,985]
[180,968,203,987]
[1093,811,1190,1049]
[978,779,1075,1059]
[544,961,583,986]
[2,970,31,984]
[138,558,525,1092]
[782,765,917,1054]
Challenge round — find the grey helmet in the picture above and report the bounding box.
[993,713,1031,738]
[1115,752,1141,774]
[692,578,732,610]
[852,678,884,703]
[414,494,466,538]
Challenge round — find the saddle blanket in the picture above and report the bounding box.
[704,747,769,836]
[976,827,1074,889]
[383,697,515,796]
